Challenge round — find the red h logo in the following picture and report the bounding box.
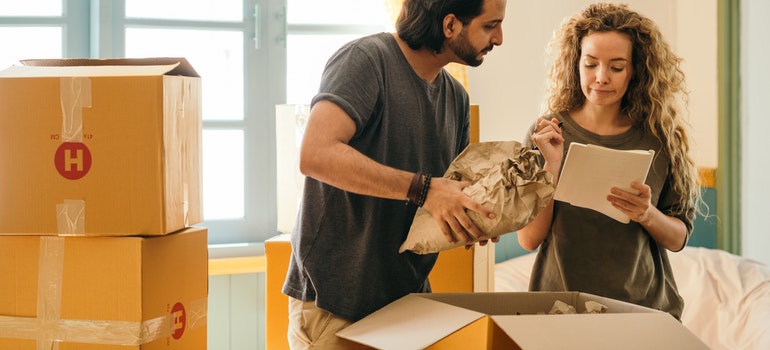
[54,142,92,180]
[171,302,187,340]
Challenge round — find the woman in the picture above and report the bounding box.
[518,2,703,319]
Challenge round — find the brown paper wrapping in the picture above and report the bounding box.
[400,141,555,254]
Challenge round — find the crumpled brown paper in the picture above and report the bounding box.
[399,141,555,254]
[546,300,608,315]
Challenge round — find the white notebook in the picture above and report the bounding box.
[554,142,655,223]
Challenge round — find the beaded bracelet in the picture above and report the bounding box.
[416,174,431,207]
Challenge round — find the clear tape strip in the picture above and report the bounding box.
[183,78,190,227]
[56,199,85,236]
[59,77,91,143]
[37,236,64,350]
[0,237,207,346]
[0,313,197,346]
[57,77,91,236]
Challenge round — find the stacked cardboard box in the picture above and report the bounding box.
[0,58,208,349]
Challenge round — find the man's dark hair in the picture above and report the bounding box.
[396,0,486,53]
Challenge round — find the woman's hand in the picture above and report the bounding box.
[608,181,689,251]
[607,182,652,224]
[531,117,565,178]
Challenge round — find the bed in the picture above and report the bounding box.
[494,246,770,350]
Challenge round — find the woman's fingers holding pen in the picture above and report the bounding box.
[535,117,563,133]
[531,118,565,175]
[532,118,564,146]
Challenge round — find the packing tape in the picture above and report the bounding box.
[183,78,190,227]
[164,77,193,228]
[180,77,198,227]
[59,77,91,143]
[37,236,64,350]
[0,237,207,347]
[57,77,92,236]
[56,200,85,236]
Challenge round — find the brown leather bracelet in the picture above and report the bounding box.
[406,172,424,206]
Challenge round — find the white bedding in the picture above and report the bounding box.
[494,247,770,350]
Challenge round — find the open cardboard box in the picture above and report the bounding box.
[337,292,710,350]
[265,233,494,350]
[0,57,202,236]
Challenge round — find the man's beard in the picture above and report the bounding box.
[448,29,492,67]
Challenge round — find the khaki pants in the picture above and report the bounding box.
[287,297,370,350]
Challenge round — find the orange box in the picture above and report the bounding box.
[265,234,293,350]
[338,292,710,349]
[265,233,493,350]
[0,58,202,235]
[0,226,209,349]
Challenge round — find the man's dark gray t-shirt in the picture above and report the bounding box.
[282,32,470,322]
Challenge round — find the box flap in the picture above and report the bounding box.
[0,57,199,77]
[336,294,485,350]
[265,232,292,244]
[491,313,710,350]
[419,292,658,315]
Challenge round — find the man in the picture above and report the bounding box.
[283,0,506,348]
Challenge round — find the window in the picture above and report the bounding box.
[1,0,285,245]
[120,0,259,244]
[0,0,391,245]
[117,0,290,245]
[0,2,64,68]
[286,0,391,105]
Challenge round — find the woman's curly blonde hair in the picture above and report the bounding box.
[544,2,703,220]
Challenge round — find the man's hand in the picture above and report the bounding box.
[466,236,500,250]
[422,177,495,244]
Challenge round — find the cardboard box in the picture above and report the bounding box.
[337,292,711,349]
[265,234,293,350]
[0,226,209,349]
[264,233,494,350]
[0,58,202,235]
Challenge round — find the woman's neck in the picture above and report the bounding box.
[570,104,633,136]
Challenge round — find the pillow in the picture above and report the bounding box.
[670,247,770,350]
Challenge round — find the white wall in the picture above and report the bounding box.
[676,0,718,168]
[741,0,770,266]
[467,0,717,167]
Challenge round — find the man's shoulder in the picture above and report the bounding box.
[335,32,402,68]
[350,32,395,51]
